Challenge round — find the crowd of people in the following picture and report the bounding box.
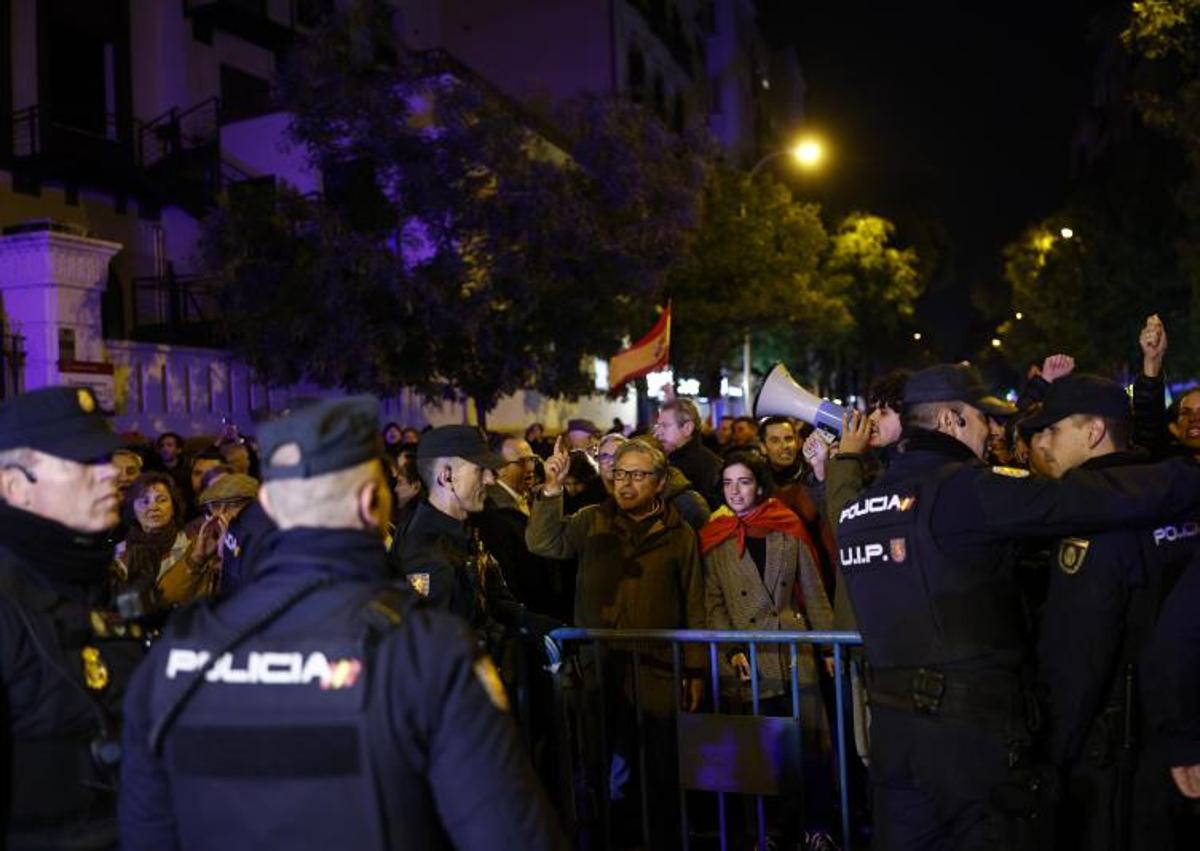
[1,314,1199,849]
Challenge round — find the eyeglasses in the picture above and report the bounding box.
[612,468,656,483]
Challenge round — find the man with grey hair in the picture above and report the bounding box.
[0,386,142,850]
[120,397,566,851]
[654,399,722,509]
[528,436,705,845]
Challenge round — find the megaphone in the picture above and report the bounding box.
[753,363,847,433]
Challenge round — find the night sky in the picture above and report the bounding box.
[768,1,1119,355]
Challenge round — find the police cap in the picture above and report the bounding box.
[417,425,505,470]
[0,386,122,462]
[904,364,1016,418]
[259,396,382,481]
[566,418,600,436]
[1020,373,1129,433]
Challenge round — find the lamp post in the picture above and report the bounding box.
[740,135,828,410]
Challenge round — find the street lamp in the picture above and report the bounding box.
[749,135,827,177]
[1060,227,1074,240]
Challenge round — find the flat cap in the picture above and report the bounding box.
[0,386,122,462]
[198,473,259,506]
[258,396,382,481]
[904,364,1015,418]
[417,425,505,469]
[566,418,600,435]
[1020,374,1130,434]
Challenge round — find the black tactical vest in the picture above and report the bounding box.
[837,457,1027,671]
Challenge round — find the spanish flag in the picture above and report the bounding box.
[608,303,671,391]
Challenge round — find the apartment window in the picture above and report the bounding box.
[220,64,273,123]
[58,327,76,363]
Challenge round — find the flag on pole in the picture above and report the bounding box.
[608,303,671,391]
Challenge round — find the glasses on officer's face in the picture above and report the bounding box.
[612,468,655,483]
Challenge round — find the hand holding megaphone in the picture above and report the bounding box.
[754,363,847,433]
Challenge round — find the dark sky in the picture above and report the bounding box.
[768,1,1118,351]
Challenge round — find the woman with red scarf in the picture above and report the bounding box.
[700,450,837,840]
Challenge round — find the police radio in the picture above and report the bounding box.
[754,363,847,434]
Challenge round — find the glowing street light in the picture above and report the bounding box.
[1015,311,1024,320]
[913,332,922,341]
[749,134,828,177]
[1060,227,1074,240]
[790,138,825,169]
[991,338,1003,349]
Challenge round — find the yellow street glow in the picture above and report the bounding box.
[991,338,1002,348]
[913,332,922,341]
[790,138,825,169]
[1015,311,1024,320]
[1060,227,1074,239]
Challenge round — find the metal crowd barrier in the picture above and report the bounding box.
[544,628,864,851]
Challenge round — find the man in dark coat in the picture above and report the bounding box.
[654,399,722,509]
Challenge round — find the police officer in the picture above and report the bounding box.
[119,397,566,850]
[837,364,1200,851]
[0,386,144,850]
[1026,374,1185,850]
[394,425,560,651]
[1142,550,1200,849]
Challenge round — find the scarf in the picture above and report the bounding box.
[124,521,181,587]
[699,498,818,612]
[699,497,812,557]
[0,502,114,591]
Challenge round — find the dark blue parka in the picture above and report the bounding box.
[119,528,566,851]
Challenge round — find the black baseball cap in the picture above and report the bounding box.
[0,386,122,462]
[259,395,383,481]
[417,425,506,470]
[904,364,1016,418]
[1019,374,1130,433]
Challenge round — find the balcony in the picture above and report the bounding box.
[185,0,333,52]
[130,270,223,348]
[10,106,138,193]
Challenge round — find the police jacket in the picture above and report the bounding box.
[1143,551,1200,768]
[837,430,1200,678]
[215,500,276,600]
[119,528,567,851]
[393,501,555,645]
[0,503,144,849]
[1036,452,1171,766]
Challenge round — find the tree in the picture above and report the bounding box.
[821,212,923,392]
[203,0,705,424]
[668,166,847,396]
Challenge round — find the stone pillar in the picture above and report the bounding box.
[0,227,123,396]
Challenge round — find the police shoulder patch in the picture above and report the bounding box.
[473,654,509,712]
[407,573,430,596]
[991,465,1030,478]
[1057,537,1090,575]
[81,646,109,690]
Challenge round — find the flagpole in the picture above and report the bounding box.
[742,331,752,416]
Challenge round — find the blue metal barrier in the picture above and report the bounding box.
[545,628,864,851]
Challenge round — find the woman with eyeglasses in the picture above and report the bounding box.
[699,450,837,841]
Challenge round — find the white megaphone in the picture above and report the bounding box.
[753,363,847,433]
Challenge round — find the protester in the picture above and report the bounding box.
[526,436,706,849]
[700,450,836,840]
[654,399,722,508]
[194,473,262,599]
[731,415,760,450]
[564,418,601,452]
[388,449,422,538]
[113,472,221,607]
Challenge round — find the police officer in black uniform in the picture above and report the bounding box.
[0,386,144,850]
[837,364,1200,851]
[394,425,560,651]
[119,397,566,850]
[1142,550,1200,849]
[1026,374,1187,850]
